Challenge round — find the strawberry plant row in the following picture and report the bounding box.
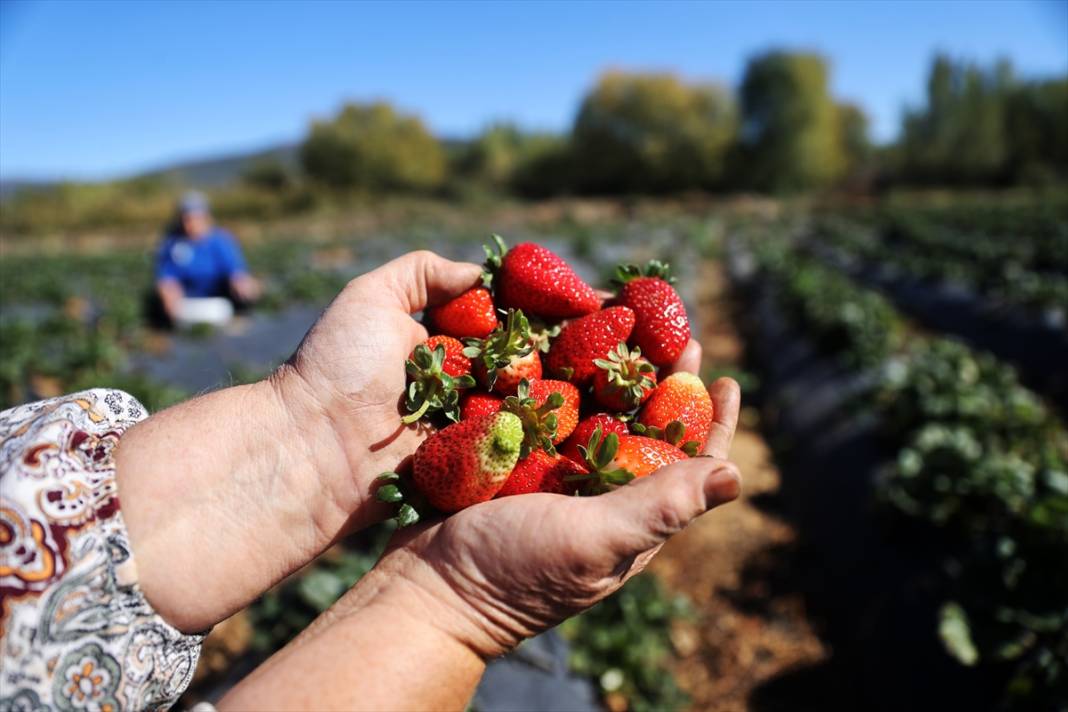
[732,236,1068,710]
[729,240,987,710]
[807,222,1068,412]
[814,214,1068,316]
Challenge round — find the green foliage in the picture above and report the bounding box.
[301,102,446,192]
[814,201,1068,313]
[878,338,1068,705]
[837,102,872,181]
[899,55,1068,185]
[571,71,737,193]
[759,246,904,366]
[751,229,1068,706]
[242,159,293,192]
[247,536,390,652]
[560,574,692,712]
[455,123,569,196]
[0,180,175,234]
[739,52,846,192]
[510,136,574,198]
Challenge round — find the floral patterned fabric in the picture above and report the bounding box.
[1,390,204,711]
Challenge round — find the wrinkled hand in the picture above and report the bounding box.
[378,374,741,658]
[279,251,483,527]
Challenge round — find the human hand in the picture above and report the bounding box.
[374,374,741,658]
[230,273,263,302]
[276,251,484,529]
[119,251,481,632]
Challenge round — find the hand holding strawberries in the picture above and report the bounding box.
[357,237,744,659]
[370,376,740,660]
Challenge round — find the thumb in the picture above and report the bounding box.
[369,250,483,314]
[592,457,742,557]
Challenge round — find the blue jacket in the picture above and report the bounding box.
[155,228,248,298]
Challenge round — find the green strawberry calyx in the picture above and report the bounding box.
[480,233,508,290]
[611,259,676,287]
[463,308,534,391]
[566,426,636,493]
[502,378,563,458]
[593,342,656,409]
[631,420,700,456]
[528,318,561,354]
[374,472,423,527]
[402,343,476,424]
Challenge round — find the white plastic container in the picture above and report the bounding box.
[175,297,234,328]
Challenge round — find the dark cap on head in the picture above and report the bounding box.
[179,191,210,216]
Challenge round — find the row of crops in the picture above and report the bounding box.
[734,213,1067,708]
[814,201,1068,316]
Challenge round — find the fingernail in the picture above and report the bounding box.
[704,465,741,505]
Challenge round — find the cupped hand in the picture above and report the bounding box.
[378,372,742,658]
[280,251,483,528]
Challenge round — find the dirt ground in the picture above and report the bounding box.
[648,261,828,711]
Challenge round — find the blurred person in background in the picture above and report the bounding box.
[151,191,261,327]
[0,251,741,711]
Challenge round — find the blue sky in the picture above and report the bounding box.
[1,0,1065,181]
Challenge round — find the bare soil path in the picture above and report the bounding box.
[648,260,827,711]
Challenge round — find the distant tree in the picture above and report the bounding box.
[455,123,569,194]
[570,71,737,194]
[894,54,1067,185]
[837,103,871,172]
[300,102,446,192]
[1004,78,1068,184]
[242,159,291,192]
[510,135,575,198]
[738,51,845,192]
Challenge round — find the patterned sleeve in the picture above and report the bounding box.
[1,389,205,712]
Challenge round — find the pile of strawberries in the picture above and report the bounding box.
[377,236,713,524]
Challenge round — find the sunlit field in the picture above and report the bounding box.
[2,191,1064,710]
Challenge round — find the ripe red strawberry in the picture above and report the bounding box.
[527,378,580,443]
[560,413,629,466]
[578,428,687,491]
[637,372,713,454]
[410,411,523,512]
[614,261,690,367]
[403,336,476,424]
[545,307,635,385]
[496,449,588,497]
[461,392,503,420]
[485,236,600,319]
[592,343,657,411]
[465,309,543,395]
[413,336,471,378]
[427,287,498,339]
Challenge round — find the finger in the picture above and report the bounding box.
[592,457,741,556]
[703,377,741,459]
[367,250,483,314]
[663,339,702,375]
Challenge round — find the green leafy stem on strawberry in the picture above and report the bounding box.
[502,378,564,458]
[463,308,535,391]
[480,233,508,290]
[611,259,676,287]
[631,420,701,456]
[567,426,637,493]
[402,343,476,424]
[374,472,424,527]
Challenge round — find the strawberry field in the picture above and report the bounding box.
[1,196,1065,711]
